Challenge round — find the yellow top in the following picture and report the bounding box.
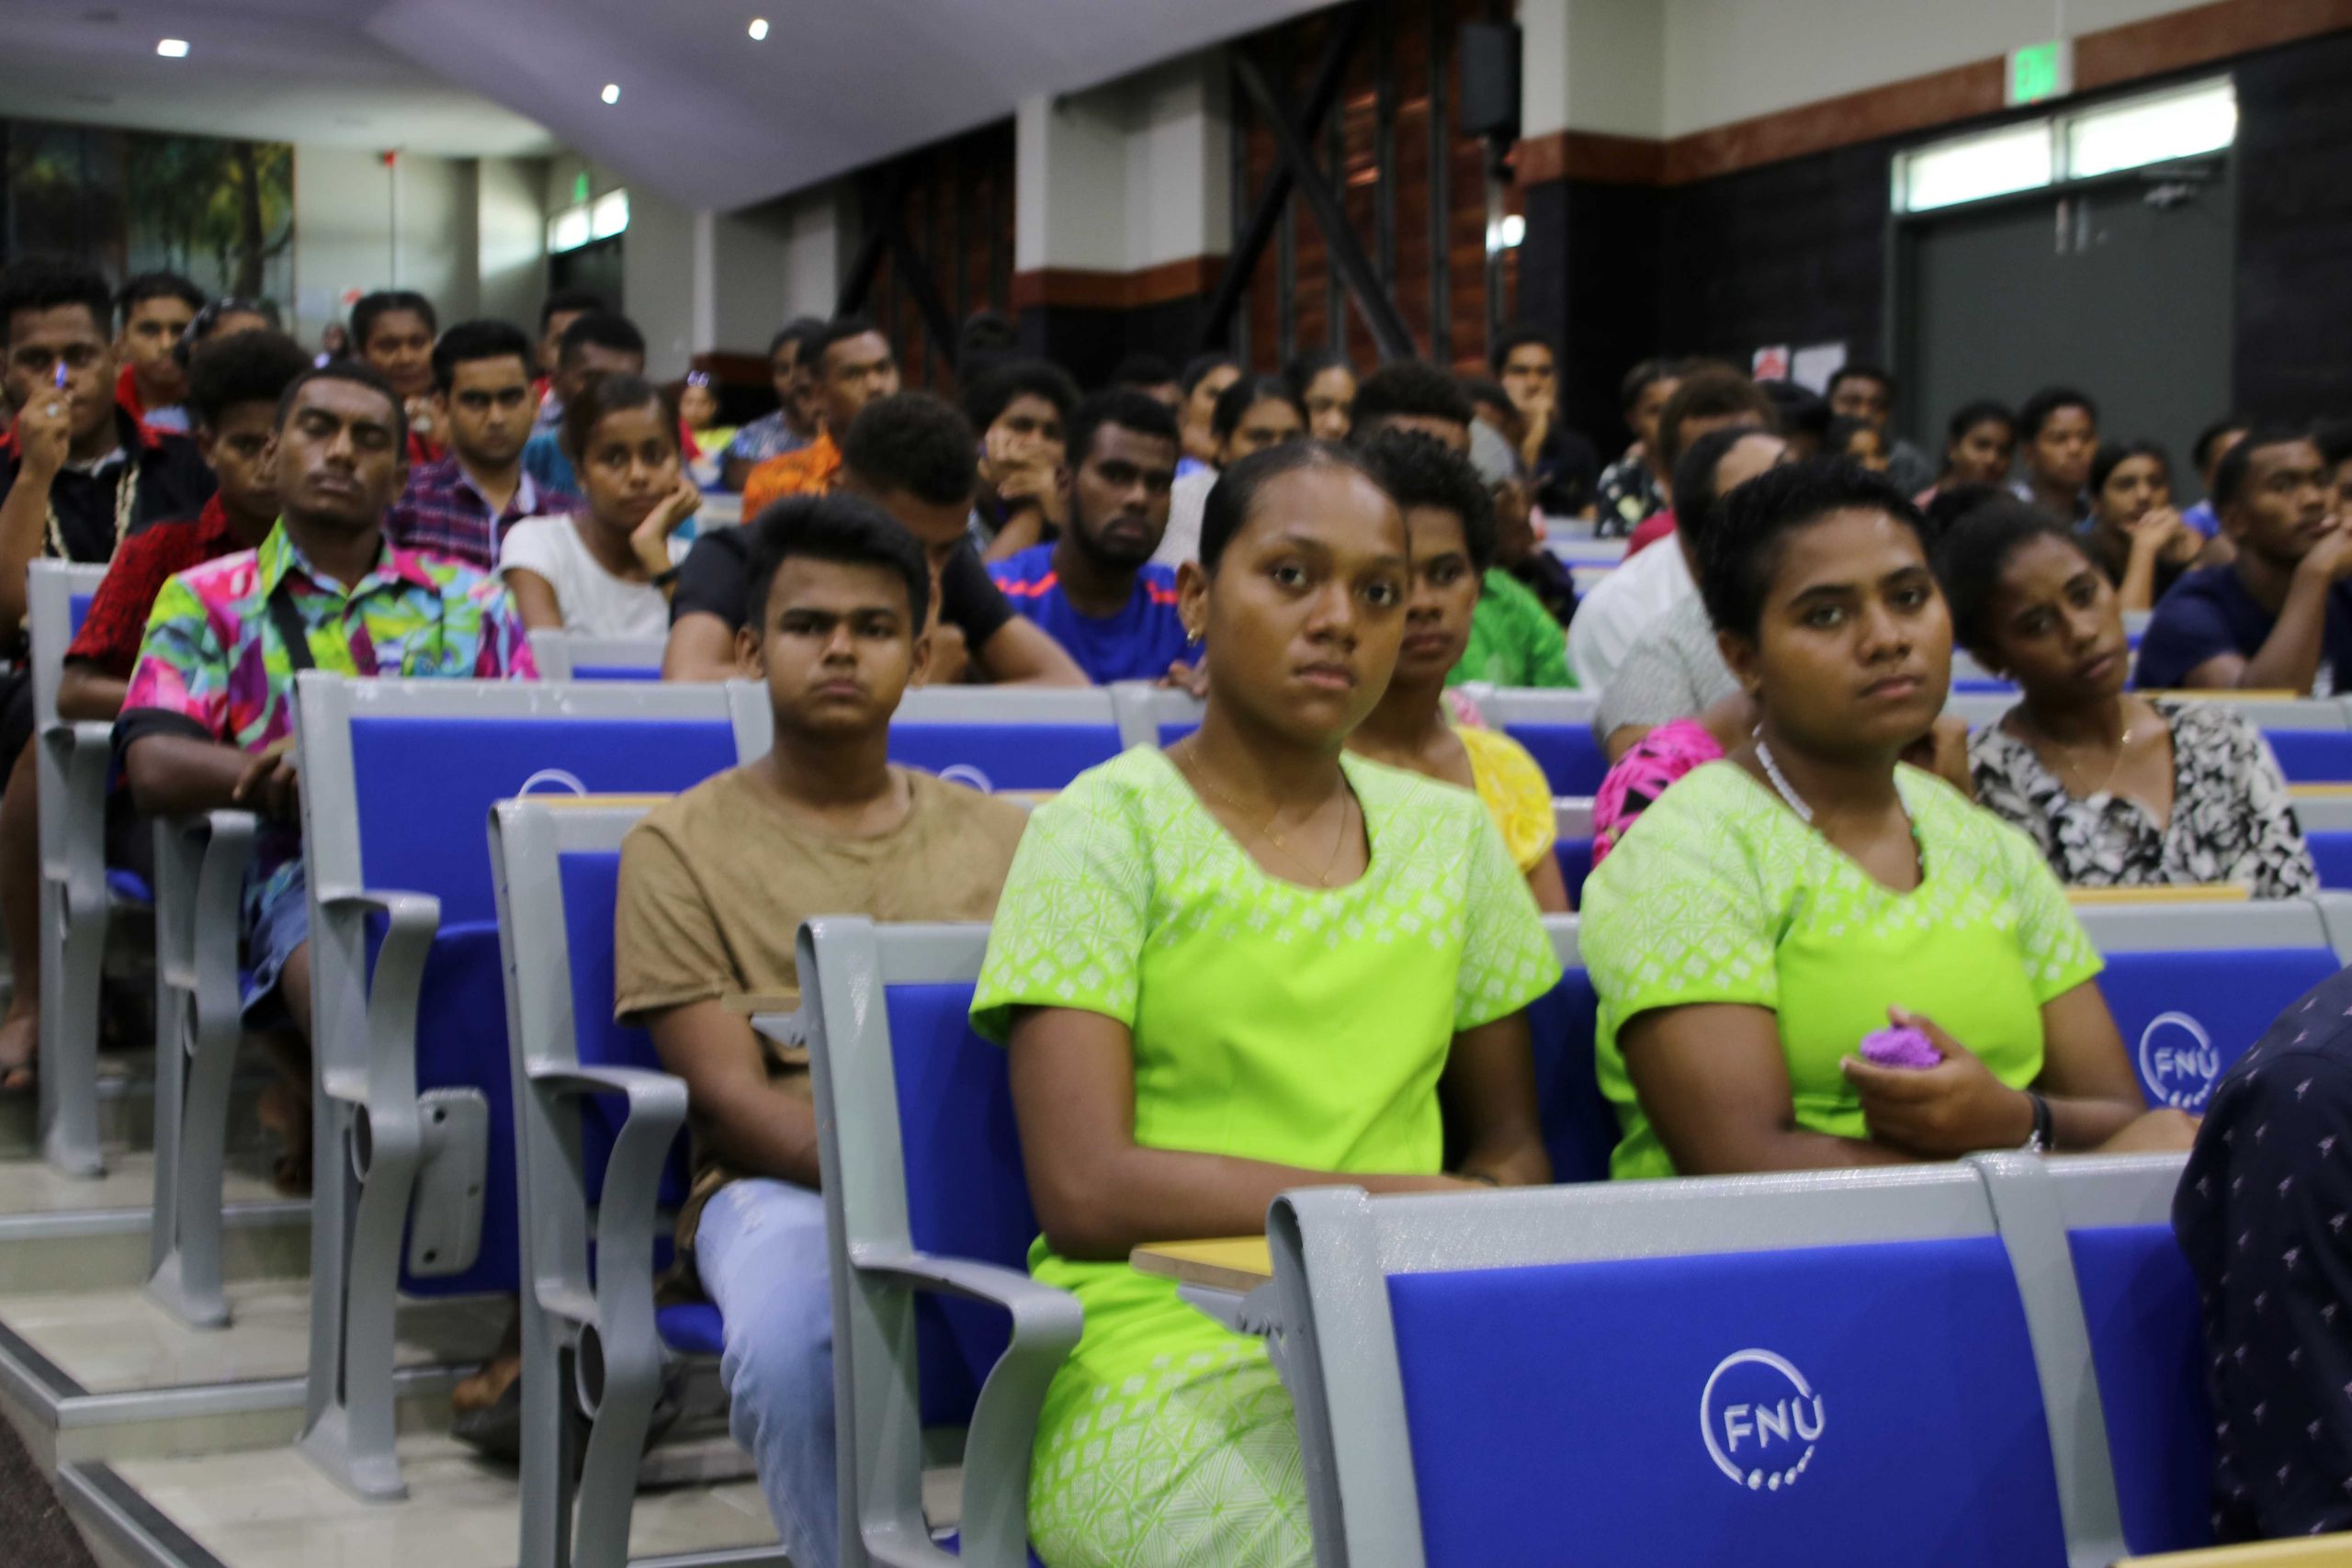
[1459,724,1558,874]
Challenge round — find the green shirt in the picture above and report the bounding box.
[1449,567,1575,688]
[971,745,1560,1385]
[1579,761,2103,1180]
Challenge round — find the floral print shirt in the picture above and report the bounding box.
[1968,697,2316,898]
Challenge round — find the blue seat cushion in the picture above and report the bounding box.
[1385,1236,2068,1568]
[888,723,1124,793]
[2308,829,2352,889]
[1523,971,1613,1184]
[2068,1225,2213,1556]
[658,1302,725,1358]
[1500,722,1608,795]
[2265,729,2352,784]
[887,982,1038,1428]
[106,868,153,905]
[2098,946,2343,1111]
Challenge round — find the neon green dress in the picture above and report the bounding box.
[1579,761,2104,1180]
[971,746,1560,1568]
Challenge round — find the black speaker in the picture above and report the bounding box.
[1459,22,1521,141]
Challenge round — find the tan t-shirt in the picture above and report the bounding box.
[615,764,1031,1252]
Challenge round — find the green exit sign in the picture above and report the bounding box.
[572,171,592,204]
[2008,39,2071,106]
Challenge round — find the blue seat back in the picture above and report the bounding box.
[887,722,1124,793]
[1523,968,1613,1184]
[2264,729,2352,783]
[1385,1236,2068,1568]
[345,714,738,1297]
[557,849,692,1213]
[573,663,662,682]
[1555,836,1594,908]
[884,981,1040,1427]
[2309,830,2352,888]
[68,592,93,639]
[2097,945,2342,1111]
[1499,721,1608,795]
[2067,1224,2213,1556]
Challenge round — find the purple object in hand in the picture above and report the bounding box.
[1860,1024,1941,1069]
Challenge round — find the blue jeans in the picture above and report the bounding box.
[695,1177,839,1568]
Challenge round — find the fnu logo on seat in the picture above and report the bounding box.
[1701,1349,1824,1492]
[2138,1010,2221,1111]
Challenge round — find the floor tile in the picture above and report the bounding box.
[0,1146,277,1216]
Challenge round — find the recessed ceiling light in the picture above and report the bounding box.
[155,38,188,58]
[748,17,769,39]
[600,83,619,105]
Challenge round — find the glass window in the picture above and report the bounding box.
[548,206,592,254]
[590,189,630,242]
[1902,122,2054,212]
[2067,80,2236,179]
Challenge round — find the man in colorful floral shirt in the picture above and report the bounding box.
[116,359,533,1186]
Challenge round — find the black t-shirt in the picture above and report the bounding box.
[1533,426,1600,518]
[2134,564,2352,694]
[671,525,1014,649]
[0,407,215,565]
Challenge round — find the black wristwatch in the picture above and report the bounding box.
[2021,1089,2053,1154]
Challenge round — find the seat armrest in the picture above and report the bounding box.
[526,1065,687,1337]
[851,1246,1082,1568]
[314,889,442,1105]
[38,721,122,876]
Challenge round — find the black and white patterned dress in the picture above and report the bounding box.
[1968,697,2318,897]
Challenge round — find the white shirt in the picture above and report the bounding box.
[498,514,686,641]
[1150,467,1219,570]
[1566,536,1697,692]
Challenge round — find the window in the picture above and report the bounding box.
[548,187,626,254]
[1896,77,2233,213]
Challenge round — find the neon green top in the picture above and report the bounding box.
[971,744,1559,1401]
[1449,568,1575,688]
[1579,761,2103,1180]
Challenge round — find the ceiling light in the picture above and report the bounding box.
[155,38,188,58]
[600,83,620,105]
[748,17,770,39]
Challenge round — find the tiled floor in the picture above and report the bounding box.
[107,1435,779,1566]
[0,1147,278,1217]
[0,1280,506,1394]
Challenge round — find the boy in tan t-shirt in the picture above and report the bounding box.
[616,492,1028,1567]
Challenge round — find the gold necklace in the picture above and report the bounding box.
[43,451,138,562]
[1180,749,1357,887]
[2029,705,2137,798]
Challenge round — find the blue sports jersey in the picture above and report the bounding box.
[988,543,1192,684]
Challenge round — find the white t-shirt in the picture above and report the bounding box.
[1149,467,1219,570]
[1566,536,1697,693]
[498,514,686,640]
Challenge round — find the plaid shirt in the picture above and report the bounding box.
[118,521,535,932]
[384,455,576,570]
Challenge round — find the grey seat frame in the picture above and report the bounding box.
[526,629,666,681]
[292,672,753,1500]
[800,916,1082,1568]
[1269,1164,2129,1568]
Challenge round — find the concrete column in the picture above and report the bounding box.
[1517,0,1668,447]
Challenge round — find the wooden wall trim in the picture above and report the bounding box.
[1011,256,1223,311]
[1518,0,2352,189]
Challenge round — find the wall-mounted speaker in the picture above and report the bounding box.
[1460,22,1521,142]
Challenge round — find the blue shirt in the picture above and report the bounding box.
[987,544,1190,684]
[522,429,579,499]
[2134,564,2352,694]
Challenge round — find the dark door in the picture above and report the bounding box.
[1895,158,2234,494]
[549,234,625,309]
